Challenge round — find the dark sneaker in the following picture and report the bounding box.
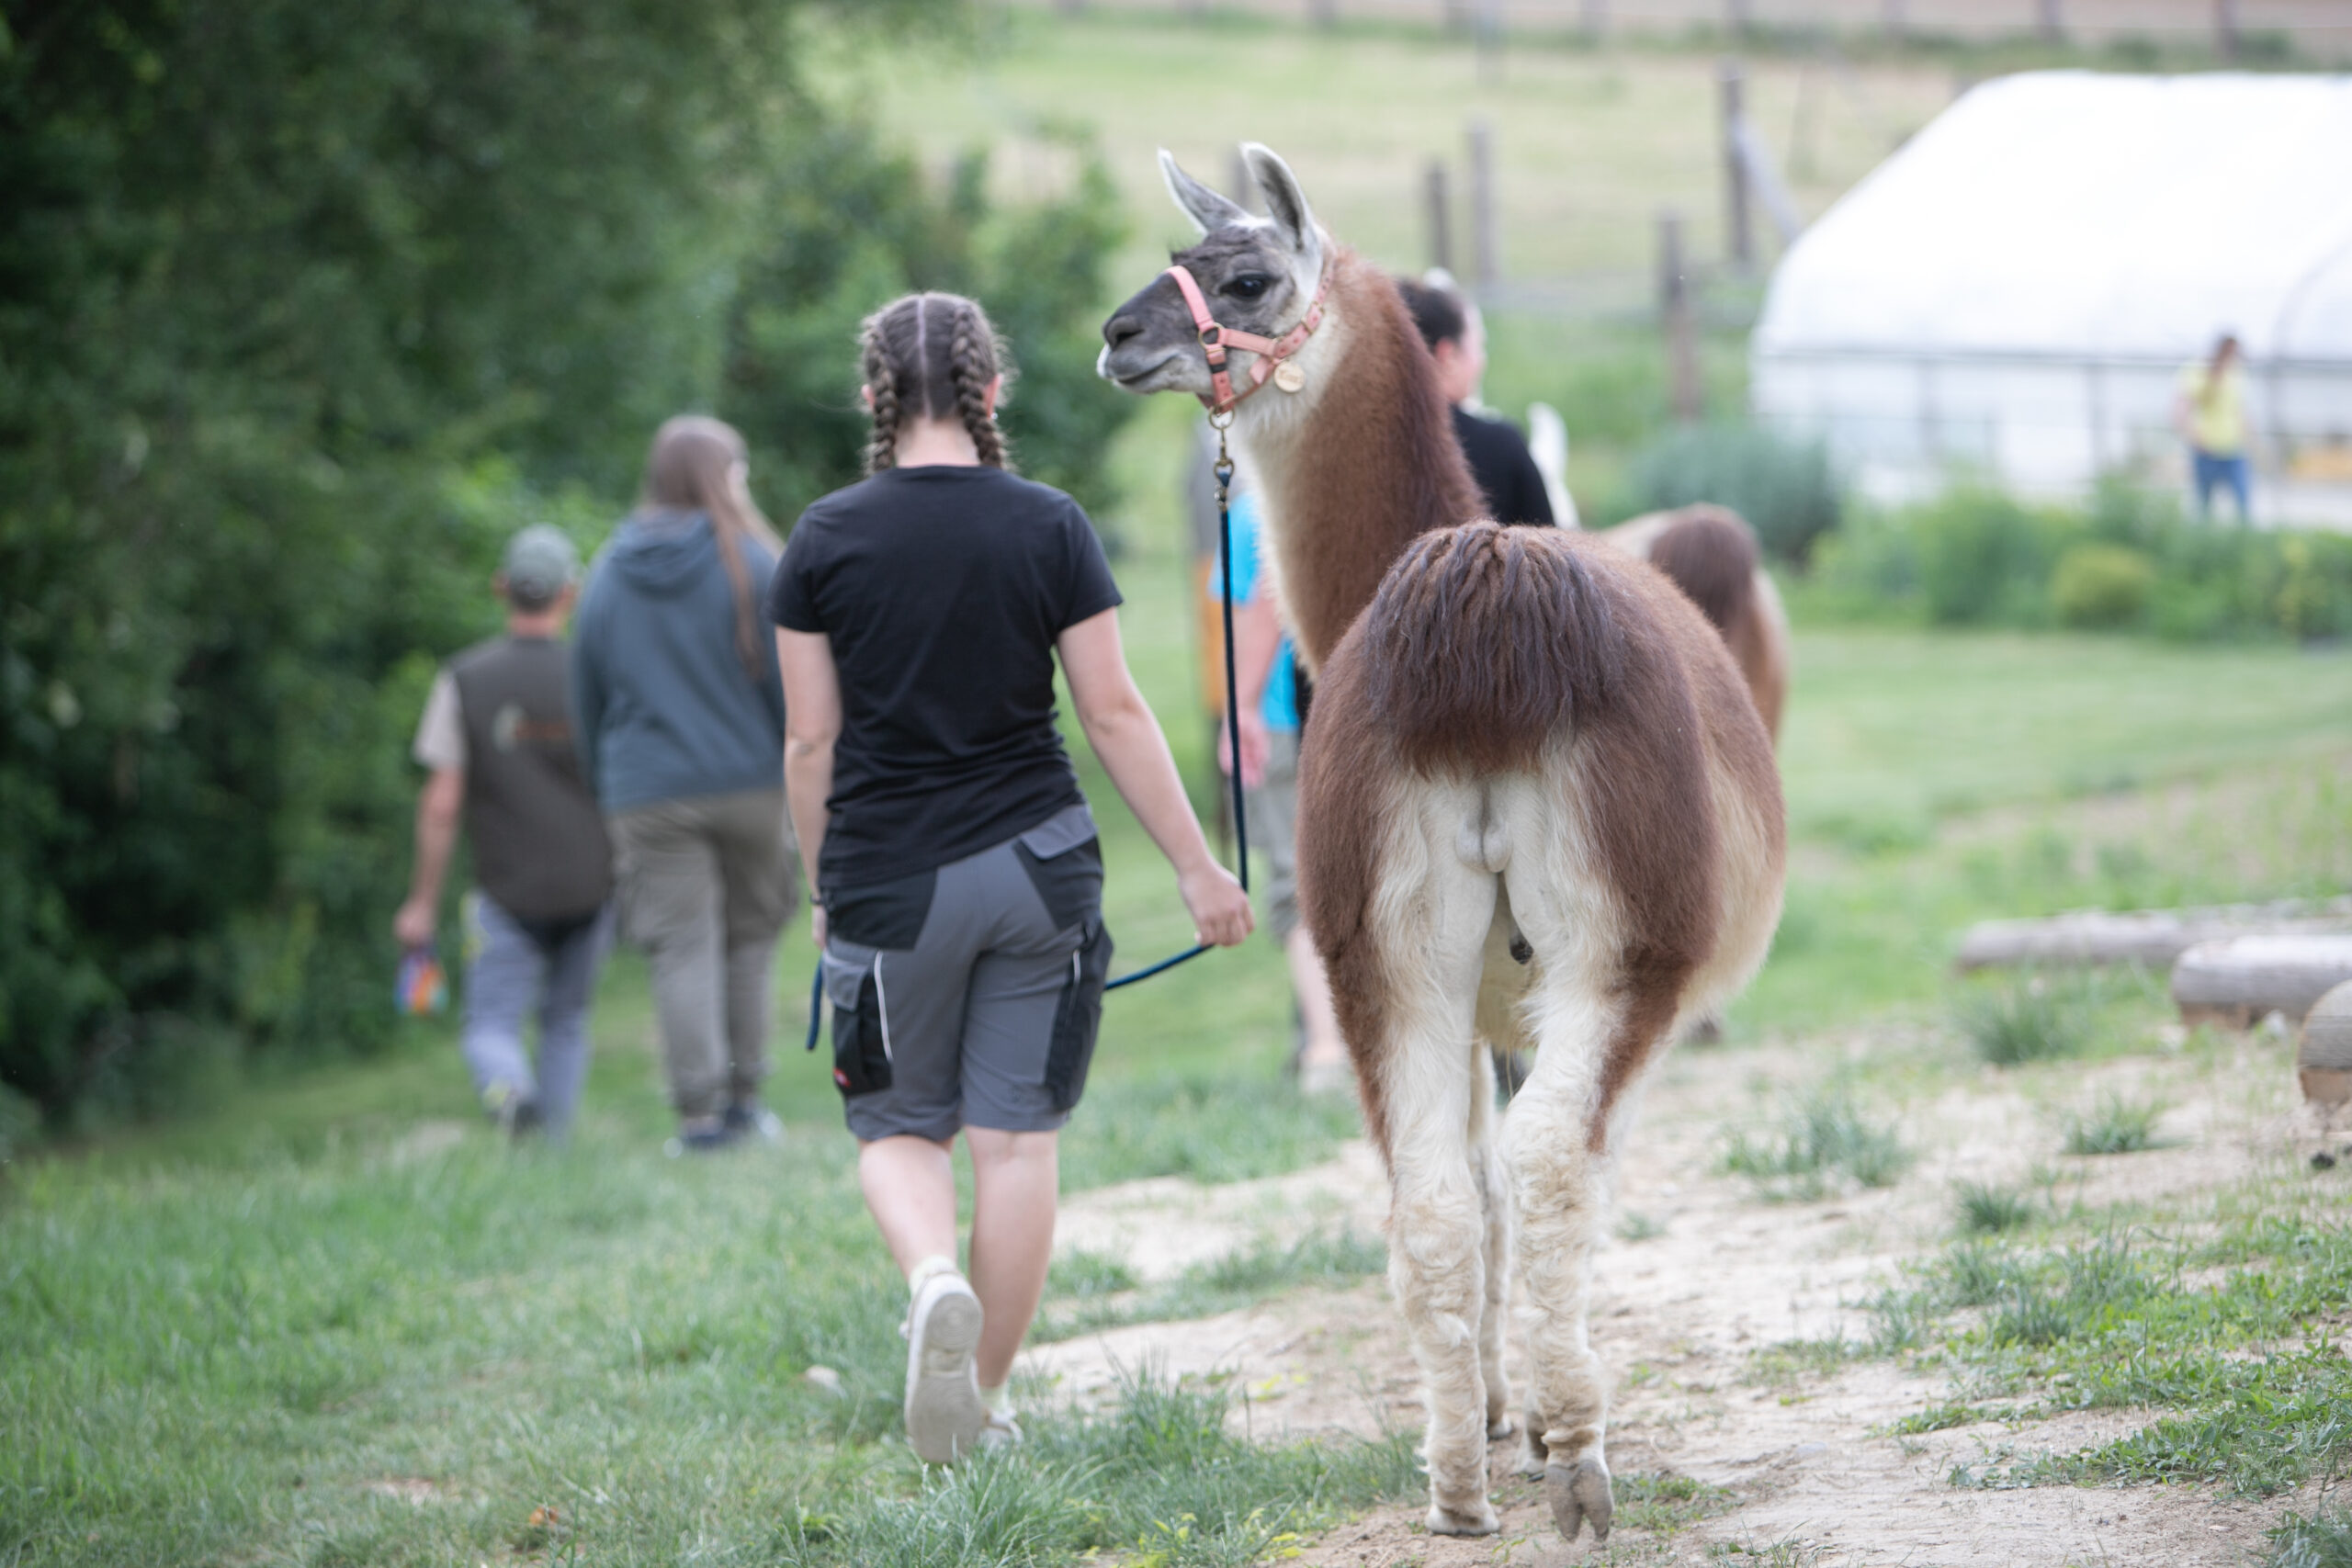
[722,1102,784,1144]
[903,1272,986,1463]
[663,1122,741,1157]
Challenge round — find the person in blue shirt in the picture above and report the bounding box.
[1212,487,1349,1095]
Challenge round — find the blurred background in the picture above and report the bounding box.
[5,0,2350,1154]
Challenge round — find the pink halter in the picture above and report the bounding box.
[1162,259,1333,417]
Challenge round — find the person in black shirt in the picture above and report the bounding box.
[772,291,1251,1464]
[1395,272,1556,527]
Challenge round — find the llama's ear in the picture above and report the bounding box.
[1159,149,1248,236]
[1240,143,1320,261]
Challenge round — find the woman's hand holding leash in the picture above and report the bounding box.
[1179,859,1253,947]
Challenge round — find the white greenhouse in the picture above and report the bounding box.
[1752,72,2352,525]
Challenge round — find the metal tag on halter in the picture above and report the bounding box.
[1272,361,1306,393]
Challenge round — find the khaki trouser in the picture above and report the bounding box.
[609,788,798,1120]
[1246,728,1302,943]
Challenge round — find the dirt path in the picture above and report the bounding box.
[1025,1031,2331,1564]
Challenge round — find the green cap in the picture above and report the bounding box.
[503,525,580,606]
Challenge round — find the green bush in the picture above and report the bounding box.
[1617,423,1844,563]
[1912,488,2071,625]
[1810,478,2352,643]
[2052,543,2156,628]
[0,0,1134,1129]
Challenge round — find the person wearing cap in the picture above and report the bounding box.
[395,525,616,1138]
[1394,272,1555,529]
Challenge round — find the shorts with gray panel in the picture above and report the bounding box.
[820,803,1113,1143]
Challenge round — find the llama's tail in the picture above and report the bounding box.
[1646,505,1760,636]
[1356,522,1626,776]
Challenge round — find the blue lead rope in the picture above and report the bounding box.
[808,435,1250,1048]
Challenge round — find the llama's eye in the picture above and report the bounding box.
[1224,276,1271,301]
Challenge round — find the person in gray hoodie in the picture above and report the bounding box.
[573,415,797,1152]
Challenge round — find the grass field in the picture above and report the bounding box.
[8,378,2350,1561]
[11,20,2352,1563]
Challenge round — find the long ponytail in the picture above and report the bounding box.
[639,414,782,685]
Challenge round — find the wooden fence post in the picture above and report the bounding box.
[1581,0,1607,41]
[1468,118,1499,294]
[1719,60,1754,276]
[1308,0,1336,28]
[2037,0,2064,43]
[1475,0,1503,82]
[1883,0,1905,38]
[1425,160,1454,275]
[1660,209,1702,423]
[2217,0,2240,58]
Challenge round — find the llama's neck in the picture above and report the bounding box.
[1237,250,1482,672]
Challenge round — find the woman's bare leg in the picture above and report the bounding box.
[963,1125,1058,1388]
[857,1134,959,1276]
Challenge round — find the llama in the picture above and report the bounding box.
[1099,145,1785,1543]
[1601,505,1791,742]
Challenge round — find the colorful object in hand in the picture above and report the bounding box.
[397,946,448,1016]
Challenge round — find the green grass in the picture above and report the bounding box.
[1034,1229,1386,1343]
[2271,1509,2352,1568]
[1952,1180,2036,1235]
[1955,975,2093,1066]
[1719,1087,1911,1200]
[1611,1472,1737,1534]
[1863,1197,2352,1497]
[2059,1093,2169,1156]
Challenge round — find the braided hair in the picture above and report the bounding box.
[858,292,1012,475]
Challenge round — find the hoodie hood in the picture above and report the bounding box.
[605,510,716,596]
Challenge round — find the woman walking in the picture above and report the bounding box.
[771,293,1251,1462]
[573,416,798,1153]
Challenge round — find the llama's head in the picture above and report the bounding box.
[1098,143,1329,405]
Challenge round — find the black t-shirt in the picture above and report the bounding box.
[1452,404,1556,527]
[768,465,1123,891]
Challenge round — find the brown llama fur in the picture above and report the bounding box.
[1099,143,1785,1547]
[1602,505,1791,742]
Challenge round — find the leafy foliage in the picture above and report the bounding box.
[0,0,1135,1123]
[1812,479,2352,639]
[1618,422,1845,563]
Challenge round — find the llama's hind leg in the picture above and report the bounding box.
[1368,853,1500,1535]
[1505,1044,1623,1544]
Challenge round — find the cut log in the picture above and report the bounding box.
[2301,980,2352,1110]
[1955,899,2352,972]
[2172,936,2352,1030]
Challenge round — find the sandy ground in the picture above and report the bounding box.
[1023,1029,2342,1565]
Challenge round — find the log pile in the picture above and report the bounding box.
[1955,899,2352,972]
[2172,936,2352,1030]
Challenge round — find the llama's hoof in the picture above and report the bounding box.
[1487,1413,1517,1441]
[1545,1458,1613,1542]
[1426,1500,1500,1537]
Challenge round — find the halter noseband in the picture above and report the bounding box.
[1162,259,1333,418]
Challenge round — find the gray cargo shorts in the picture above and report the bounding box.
[820,803,1113,1144]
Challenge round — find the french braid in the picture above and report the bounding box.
[946,299,1009,470]
[856,291,1012,474]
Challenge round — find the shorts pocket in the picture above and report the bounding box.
[1014,835,1104,933]
[823,952,892,1098]
[1043,921,1114,1113]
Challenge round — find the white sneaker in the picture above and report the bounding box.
[903,1272,986,1464]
